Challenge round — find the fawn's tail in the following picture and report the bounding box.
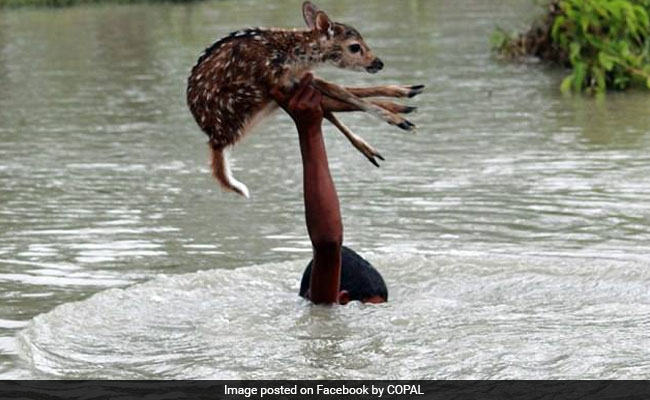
[210,145,250,199]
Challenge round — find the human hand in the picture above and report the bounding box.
[270,73,323,133]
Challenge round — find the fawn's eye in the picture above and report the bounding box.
[348,44,362,54]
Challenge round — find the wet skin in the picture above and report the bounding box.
[271,74,385,305]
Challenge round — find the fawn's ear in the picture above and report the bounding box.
[314,11,334,38]
[302,1,320,29]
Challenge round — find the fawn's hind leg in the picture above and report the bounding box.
[324,112,384,167]
[312,77,416,131]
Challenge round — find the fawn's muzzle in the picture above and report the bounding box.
[366,58,384,73]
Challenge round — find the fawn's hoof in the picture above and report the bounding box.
[364,147,385,167]
[403,106,418,114]
[356,140,385,167]
[397,120,416,131]
[368,151,385,167]
[408,85,425,98]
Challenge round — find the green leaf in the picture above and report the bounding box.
[573,62,586,91]
[580,15,590,33]
[594,66,606,92]
[561,74,574,93]
[614,74,630,89]
[490,30,507,49]
[646,76,650,89]
[552,15,566,41]
[598,52,615,70]
[569,41,581,61]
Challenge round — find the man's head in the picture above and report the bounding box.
[300,246,388,304]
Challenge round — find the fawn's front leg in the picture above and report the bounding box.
[312,77,416,131]
[345,84,425,99]
[321,96,417,115]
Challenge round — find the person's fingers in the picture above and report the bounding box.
[270,87,289,106]
[272,74,313,107]
[300,80,321,110]
[294,74,312,96]
[308,85,322,106]
[299,72,313,87]
[293,88,311,107]
[293,74,315,105]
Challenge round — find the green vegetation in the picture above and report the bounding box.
[493,0,650,94]
[0,0,197,8]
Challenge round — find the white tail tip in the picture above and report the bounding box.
[222,150,250,199]
[231,179,250,199]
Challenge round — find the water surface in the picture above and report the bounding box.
[1,0,650,379]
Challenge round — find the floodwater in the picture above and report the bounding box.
[1,0,650,379]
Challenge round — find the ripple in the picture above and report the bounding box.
[16,252,650,379]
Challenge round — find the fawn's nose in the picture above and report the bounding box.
[367,58,384,73]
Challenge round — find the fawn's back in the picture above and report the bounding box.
[187,28,322,150]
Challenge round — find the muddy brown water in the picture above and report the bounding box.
[1,0,650,378]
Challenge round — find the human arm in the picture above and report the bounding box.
[270,74,346,304]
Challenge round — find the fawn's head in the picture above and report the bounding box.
[303,1,384,74]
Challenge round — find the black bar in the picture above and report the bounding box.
[2,381,650,400]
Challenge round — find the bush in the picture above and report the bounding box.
[493,0,650,94]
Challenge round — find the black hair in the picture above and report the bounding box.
[299,246,388,302]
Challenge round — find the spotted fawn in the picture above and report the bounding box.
[187,1,424,198]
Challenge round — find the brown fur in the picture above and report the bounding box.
[186,2,421,197]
